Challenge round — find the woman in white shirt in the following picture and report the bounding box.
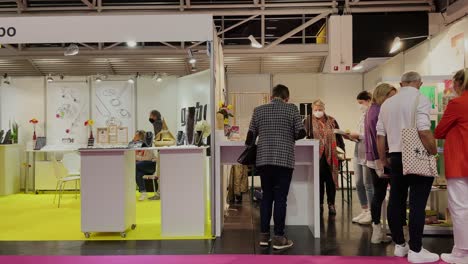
[349,91,374,225]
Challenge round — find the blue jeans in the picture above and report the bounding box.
[354,159,374,208]
[258,165,293,236]
[136,161,156,192]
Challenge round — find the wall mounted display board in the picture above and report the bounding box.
[46,81,90,145]
[92,81,135,143]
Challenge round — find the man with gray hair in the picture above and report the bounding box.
[376,71,439,263]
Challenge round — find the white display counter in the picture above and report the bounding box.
[0,144,21,195]
[78,145,209,238]
[79,148,136,238]
[215,139,320,238]
[157,146,208,237]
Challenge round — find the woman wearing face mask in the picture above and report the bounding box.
[365,83,397,244]
[349,91,374,225]
[305,99,345,216]
[435,69,468,264]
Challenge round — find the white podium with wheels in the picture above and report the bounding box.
[79,148,136,238]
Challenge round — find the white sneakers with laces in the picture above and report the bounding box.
[138,192,147,201]
[408,248,440,263]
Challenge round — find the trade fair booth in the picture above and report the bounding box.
[0,14,224,241]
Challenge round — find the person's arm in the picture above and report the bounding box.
[376,109,388,167]
[333,119,346,151]
[245,109,258,146]
[417,97,437,155]
[293,106,306,140]
[435,100,459,139]
[377,135,388,167]
[153,120,163,135]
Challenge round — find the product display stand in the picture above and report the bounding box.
[79,148,136,238]
[158,146,207,237]
[0,144,21,195]
[215,139,320,238]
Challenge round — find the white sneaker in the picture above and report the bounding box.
[138,192,147,201]
[371,223,392,244]
[394,243,410,257]
[358,211,372,225]
[441,253,468,264]
[352,211,367,223]
[408,248,440,263]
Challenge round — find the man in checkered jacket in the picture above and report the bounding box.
[246,84,306,250]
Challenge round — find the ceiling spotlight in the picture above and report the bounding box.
[46,74,54,83]
[96,75,103,82]
[189,57,197,64]
[64,44,79,56]
[389,37,402,54]
[127,41,137,48]
[352,64,363,71]
[187,48,197,64]
[128,78,135,84]
[153,73,163,82]
[2,73,10,85]
[248,35,263,48]
[389,35,428,54]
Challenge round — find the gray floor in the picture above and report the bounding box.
[0,191,454,256]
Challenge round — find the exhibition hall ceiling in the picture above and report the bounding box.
[0,55,325,76]
[0,0,437,75]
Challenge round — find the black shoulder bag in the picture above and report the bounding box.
[237,143,257,166]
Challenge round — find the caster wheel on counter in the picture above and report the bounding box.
[120,232,127,238]
[84,232,90,238]
[131,224,136,230]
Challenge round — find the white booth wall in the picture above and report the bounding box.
[228,73,363,156]
[0,71,211,190]
[227,72,362,187]
[364,16,468,90]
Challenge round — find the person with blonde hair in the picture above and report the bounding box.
[435,68,468,264]
[305,99,345,216]
[364,83,397,244]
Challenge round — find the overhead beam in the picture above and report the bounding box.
[217,15,258,36]
[81,0,94,9]
[103,42,123,50]
[15,0,26,12]
[79,43,96,50]
[160,42,179,49]
[265,12,331,49]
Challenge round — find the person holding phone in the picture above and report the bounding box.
[365,83,397,244]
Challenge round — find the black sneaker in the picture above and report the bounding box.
[328,204,337,216]
[272,236,294,250]
[259,233,271,247]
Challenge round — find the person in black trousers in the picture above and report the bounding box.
[246,84,305,250]
[304,99,345,216]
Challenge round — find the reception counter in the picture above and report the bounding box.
[215,139,320,238]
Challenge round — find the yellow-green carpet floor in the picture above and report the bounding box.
[0,193,212,241]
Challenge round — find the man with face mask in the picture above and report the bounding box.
[149,110,163,136]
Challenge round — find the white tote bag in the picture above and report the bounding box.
[401,94,438,177]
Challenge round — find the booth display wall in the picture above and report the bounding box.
[136,76,179,134]
[227,73,362,186]
[47,78,90,145]
[0,72,212,191]
[228,73,362,155]
[364,16,468,90]
[177,71,211,132]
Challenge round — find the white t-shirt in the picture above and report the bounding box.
[376,86,431,153]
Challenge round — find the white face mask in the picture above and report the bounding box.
[313,111,324,118]
[359,104,368,113]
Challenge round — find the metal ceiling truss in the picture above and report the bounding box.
[2,0,434,15]
[0,0,434,75]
